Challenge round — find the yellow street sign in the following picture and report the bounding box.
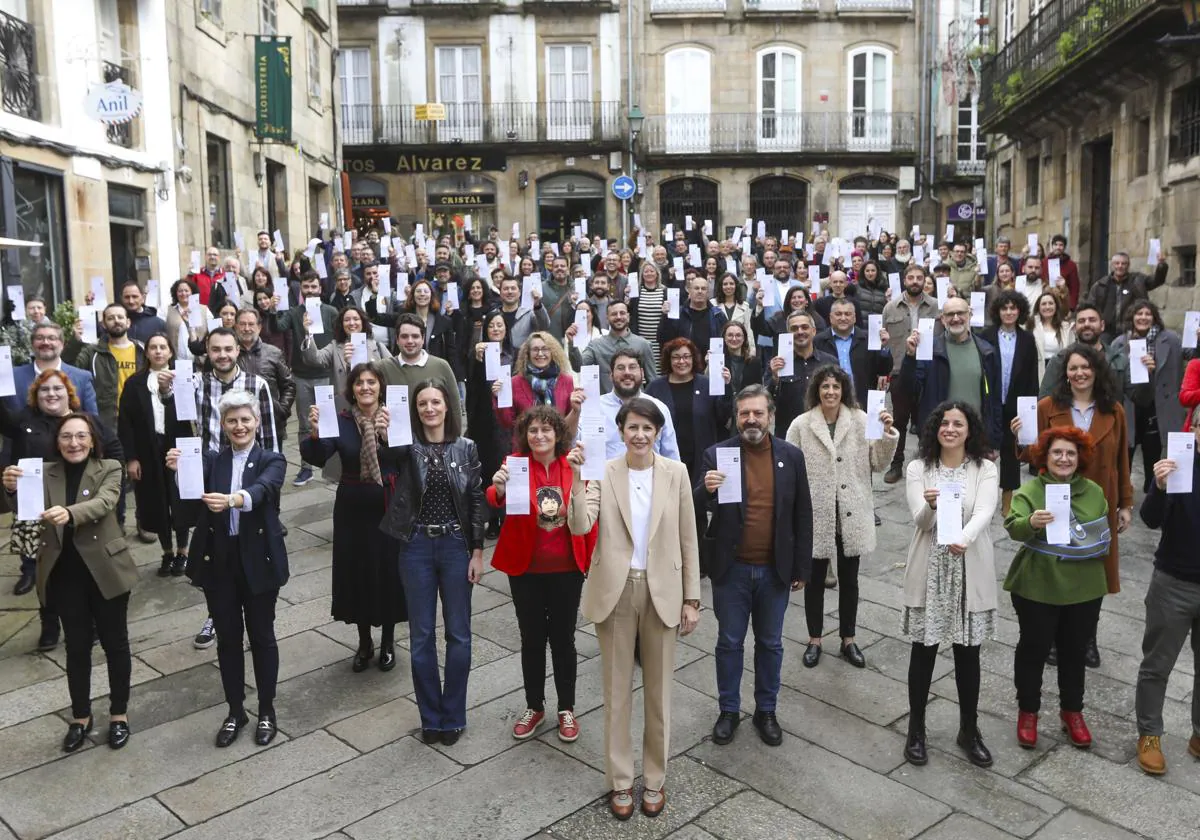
[414,103,447,121]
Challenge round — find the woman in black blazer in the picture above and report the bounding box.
[982,289,1039,515]
[167,390,289,749]
[118,332,193,577]
[645,337,731,488]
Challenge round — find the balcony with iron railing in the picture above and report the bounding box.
[0,9,39,121]
[934,134,987,180]
[650,0,727,15]
[835,0,914,13]
[980,0,1175,132]
[101,59,136,148]
[639,111,917,158]
[744,0,819,13]
[341,101,623,146]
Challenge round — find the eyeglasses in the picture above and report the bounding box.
[529,347,550,356]
[943,311,969,320]
[57,432,91,443]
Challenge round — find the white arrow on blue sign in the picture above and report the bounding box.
[611,176,636,201]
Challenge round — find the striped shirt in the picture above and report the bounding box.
[195,370,279,454]
[636,285,666,364]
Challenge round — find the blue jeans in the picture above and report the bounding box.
[399,530,473,731]
[712,561,790,714]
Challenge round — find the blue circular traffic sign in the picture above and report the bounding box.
[612,175,636,201]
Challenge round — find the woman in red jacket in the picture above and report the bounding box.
[1182,358,1200,432]
[493,332,583,442]
[487,405,596,743]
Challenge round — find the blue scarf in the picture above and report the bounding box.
[526,361,559,405]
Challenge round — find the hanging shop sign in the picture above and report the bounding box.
[255,37,292,142]
[85,81,143,125]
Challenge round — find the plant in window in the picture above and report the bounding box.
[1057,31,1077,62]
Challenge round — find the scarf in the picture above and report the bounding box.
[526,360,560,405]
[352,406,383,486]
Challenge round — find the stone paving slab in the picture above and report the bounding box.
[0,714,85,780]
[0,653,63,697]
[694,790,848,840]
[42,798,183,840]
[917,813,1020,840]
[0,658,160,730]
[772,684,908,774]
[325,695,422,753]
[1027,808,1146,840]
[271,655,414,737]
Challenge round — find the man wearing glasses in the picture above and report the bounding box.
[900,297,1002,458]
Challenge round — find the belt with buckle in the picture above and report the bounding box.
[415,522,461,537]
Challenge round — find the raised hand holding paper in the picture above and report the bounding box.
[917,318,935,361]
[1016,396,1039,446]
[708,355,726,395]
[0,346,14,397]
[485,342,502,380]
[888,272,902,298]
[15,458,43,522]
[497,365,513,409]
[174,359,197,422]
[868,314,883,350]
[1166,432,1194,494]
[667,288,680,319]
[386,385,412,447]
[7,285,25,319]
[715,448,742,504]
[1183,311,1199,350]
[865,390,886,440]
[176,437,205,499]
[778,333,794,377]
[1128,338,1149,384]
[305,298,324,335]
[573,310,589,350]
[316,386,339,438]
[936,481,964,544]
[350,332,369,367]
[505,456,530,515]
[1044,484,1072,546]
[580,420,606,480]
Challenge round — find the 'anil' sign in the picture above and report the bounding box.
[85,81,143,125]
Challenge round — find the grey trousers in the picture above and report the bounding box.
[294,375,330,466]
[1136,569,1200,737]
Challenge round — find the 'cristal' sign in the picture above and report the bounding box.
[85,81,143,125]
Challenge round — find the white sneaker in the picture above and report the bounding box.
[193,617,216,649]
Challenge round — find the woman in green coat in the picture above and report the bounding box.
[1003,426,1110,752]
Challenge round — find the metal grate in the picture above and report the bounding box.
[1170,81,1200,162]
[659,177,719,238]
[0,10,39,121]
[102,60,135,147]
[749,177,809,239]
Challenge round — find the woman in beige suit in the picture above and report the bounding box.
[566,397,701,822]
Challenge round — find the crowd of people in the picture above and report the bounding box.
[2,220,1200,816]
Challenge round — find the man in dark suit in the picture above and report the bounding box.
[813,298,893,409]
[170,390,289,749]
[5,321,99,414]
[695,384,813,748]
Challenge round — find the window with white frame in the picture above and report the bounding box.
[957,96,984,163]
[546,44,592,141]
[664,48,711,154]
[260,0,277,35]
[1002,0,1016,43]
[436,46,483,142]
[1028,0,1043,39]
[757,46,801,150]
[847,46,892,149]
[200,0,221,23]
[307,29,321,103]
[338,48,372,144]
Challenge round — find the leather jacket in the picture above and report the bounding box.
[238,339,297,426]
[379,438,486,551]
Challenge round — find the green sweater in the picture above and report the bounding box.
[1003,473,1109,605]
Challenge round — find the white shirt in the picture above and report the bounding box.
[628,466,654,571]
[593,390,681,461]
[228,446,256,535]
[147,370,166,434]
[397,350,430,367]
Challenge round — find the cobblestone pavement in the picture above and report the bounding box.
[0,432,1196,840]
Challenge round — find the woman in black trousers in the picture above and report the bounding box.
[981,290,1039,516]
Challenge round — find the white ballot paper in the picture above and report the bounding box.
[207,318,223,334]
[936,481,965,545]
[888,272,902,298]
[1027,233,1039,254]
[173,359,197,422]
[186,304,204,329]
[709,337,724,356]
[715,447,742,505]
[505,456,530,515]
[1166,432,1195,494]
[234,231,245,252]
[917,318,935,361]
[7,285,25,318]
[521,276,541,310]
[778,333,794,377]
[386,385,412,447]
[485,342,502,380]
[1047,258,1061,282]
[1148,238,1161,266]
[314,252,327,279]
[79,306,98,344]
[970,292,986,327]
[581,365,601,403]
[1182,311,1199,350]
[868,314,883,350]
[1128,338,1149,384]
[580,417,607,481]
[574,277,586,301]
[496,364,513,409]
[90,277,108,308]
[673,257,685,283]
[315,385,339,438]
[189,251,201,274]
[1016,396,1039,446]
[573,309,590,350]
[176,437,205,500]
[1045,483,1072,546]
[1015,274,1028,295]
[350,332,369,367]
[15,458,43,522]
[446,281,460,311]
[0,345,14,397]
[273,278,290,311]
[865,390,886,440]
[709,355,726,395]
[305,298,324,335]
[761,275,776,307]
[936,277,950,309]
[667,288,680,319]
[273,230,285,253]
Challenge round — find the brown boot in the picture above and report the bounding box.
[1001,490,1013,517]
[1189,734,1200,759]
[1137,735,1167,775]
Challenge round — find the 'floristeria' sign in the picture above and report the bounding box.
[85,81,143,125]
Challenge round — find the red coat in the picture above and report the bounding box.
[1056,254,1081,310]
[486,455,596,576]
[189,268,221,305]
[1182,359,1200,431]
[494,372,576,432]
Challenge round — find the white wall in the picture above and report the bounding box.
[488,14,536,104]
[378,15,427,105]
[138,0,178,310]
[598,11,620,106]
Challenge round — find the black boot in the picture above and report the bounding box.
[157,552,173,577]
[37,610,60,652]
[1084,636,1101,668]
[904,722,928,765]
[956,724,993,768]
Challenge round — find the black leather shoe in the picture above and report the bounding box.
[108,721,131,750]
[378,646,396,672]
[170,555,187,577]
[712,711,740,745]
[904,729,928,765]
[752,711,783,746]
[841,642,866,668]
[12,571,34,596]
[1046,644,1058,666]
[802,643,822,668]
[254,715,277,746]
[352,646,374,673]
[1084,637,1101,669]
[157,553,173,577]
[421,729,441,744]
[956,728,993,767]
[441,728,463,746]
[215,713,249,748]
[37,623,59,652]
[62,716,93,753]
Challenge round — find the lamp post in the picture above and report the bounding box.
[624,105,645,243]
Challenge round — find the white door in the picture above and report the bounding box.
[848,49,891,151]
[547,45,592,141]
[338,48,372,144]
[436,46,483,142]
[758,49,801,151]
[838,193,896,240]
[665,48,710,154]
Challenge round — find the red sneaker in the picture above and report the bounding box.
[512,708,544,741]
[557,709,580,742]
[1017,710,1038,749]
[1060,710,1092,748]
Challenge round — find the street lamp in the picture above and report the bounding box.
[628,104,644,140]
[624,105,645,243]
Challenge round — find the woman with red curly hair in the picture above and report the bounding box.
[1003,426,1110,751]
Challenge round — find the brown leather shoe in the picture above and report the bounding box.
[1189,735,1200,760]
[1137,735,1166,776]
[609,789,634,821]
[641,787,666,818]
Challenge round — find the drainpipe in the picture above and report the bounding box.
[909,0,930,216]
[625,0,636,244]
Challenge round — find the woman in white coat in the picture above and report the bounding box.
[787,364,897,669]
[902,400,999,770]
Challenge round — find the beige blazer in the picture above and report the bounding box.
[903,457,999,614]
[568,456,700,628]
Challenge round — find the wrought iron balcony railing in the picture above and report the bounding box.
[640,111,917,155]
[650,0,727,14]
[744,0,819,12]
[341,101,623,145]
[0,10,39,121]
[835,0,913,11]
[935,134,987,179]
[101,60,136,148]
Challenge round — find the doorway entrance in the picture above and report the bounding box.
[108,186,145,291]
[537,172,606,243]
[1084,136,1112,285]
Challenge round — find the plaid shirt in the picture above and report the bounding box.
[195,370,279,454]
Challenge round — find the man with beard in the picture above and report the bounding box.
[658,274,728,352]
[7,321,98,415]
[1039,303,1128,397]
[882,265,940,483]
[234,308,296,447]
[581,349,679,459]
[587,273,616,329]
[579,300,657,393]
[540,255,576,342]
[697,385,812,748]
[1047,234,1081,310]
[76,303,146,432]
[120,281,167,345]
[1086,251,1170,342]
[768,311,838,435]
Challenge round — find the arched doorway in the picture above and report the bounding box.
[349,176,390,227]
[837,173,898,239]
[425,173,497,239]
[659,177,718,237]
[537,172,606,243]
[749,176,809,240]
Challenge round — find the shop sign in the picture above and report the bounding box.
[430,193,496,207]
[255,37,292,143]
[351,196,388,208]
[342,148,508,174]
[85,81,143,124]
[947,201,986,222]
